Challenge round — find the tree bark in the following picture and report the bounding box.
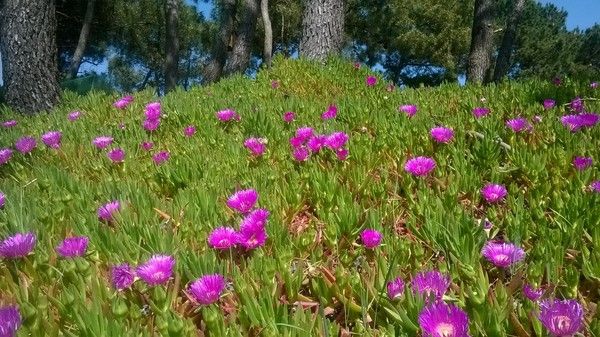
[467,0,495,84]
[66,0,96,80]
[261,0,273,68]
[165,0,180,93]
[298,0,345,61]
[0,0,60,114]
[224,0,259,76]
[203,0,237,84]
[492,0,526,82]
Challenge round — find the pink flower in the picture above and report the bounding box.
[227,189,259,214]
[295,127,315,143]
[183,125,196,137]
[113,95,134,109]
[307,135,326,153]
[321,105,338,120]
[430,127,454,143]
[93,136,113,149]
[283,111,295,123]
[208,227,238,250]
[506,117,533,132]
[271,80,279,89]
[143,118,160,132]
[360,229,382,249]
[472,107,490,119]
[366,76,377,87]
[107,148,125,163]
[336,148,349,161]
[41,131,62,149]
[572,156,592,171]
[2,120,17,128]
[400,105,418,118]
[293,147,310,162]
[68,111,81,121]
[325,132,349,150]
[543,99,555,110]
[140,141,154,151]
[152,151,170,165]
[144,102,161,120]
[216,109,240,122]
[244,138,267,156]
[481,184,507,203]
[15,136,37,154]
[404,157,436,177]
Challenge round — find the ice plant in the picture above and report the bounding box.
[107,148,125,163]
[140,141,154,151]
[143,118,160,132]
[325,132,349,150]
[481,241,525,268]
[14,136,36,154]
[283,111,295,123]
[569,97,584,113]
[92,136,113,149]
[68,111,81,121]
[188,274,227,305]
[238,216,268,249]
[111,263,135,290]
[144,102,161,120]
[244,138,267,156]
[523,284,544,301]
[136,255,175,286]
[113,95,133,109]
[360,229,382,249]
[590,180,600,193]
[538,299,583,337]
[207,227,238,250]
[418,302,470,337]
[411,270,451,299]
[387,277,405,299]
[572,156,592,171]
[543,99,556,110]
[472,107,490,119]
[227,189,259,214]
[0,232,36,259]
[0,148,13,165]
[56,236,89,258]
[0,305,21,337]
[481,183,507,203]
[244,208,270,227]
[2,120,17,128]
[295,127,315,143]
[271,80,279,89]
[152,151,170,165]
[321,104,338,120]
[591,81,598,89]
[97,200,121,222]
[41,131,62,149]
[430,126,454,143]
[366,75,377,86]
[506,117,532,132]
[399,104,417,118]
[404,156,436,177]
[216,109,240,122]
[183,125,196,137]
[336,148,349,161]
[0,192,5,209]
[293,147,310,162]
[307,135,326,153]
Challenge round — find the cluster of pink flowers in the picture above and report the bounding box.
[289,127,349,162]
[143,102,161,132]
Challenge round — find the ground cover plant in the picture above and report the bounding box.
[0,58,599,336]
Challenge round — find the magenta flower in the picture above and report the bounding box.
[360,229,382,249]
[538,299,583,337]
[411,270,451,299]
[481,183,507,203]
[387,277,405,300]
[336,148,349,161]
[107,148,125,163]
[143,118,160,132]
[41,131,62,149]
[216,109,240,122]
[68,111,81,121]
[243,208,270,228]
[140,141,154,151]
[227,189,259,214]
[579,113,599,127]
[590,180,600,193]
[366,75,377,87]
[399,104,417,118]
[569,97,584,113]
[283,111,295,123]
[189,274,227,305]
[271,80,279,89]
[15,136,36,154]
[325,132,349,150]
[56,236,89,258]
[543,99,556,110]
[0,305,21,337]
[144,102,161,120]
[0,148,13,165]
[92,136,113,149]
[208,227,238,250]
[111,263,135,290]
[533,115,543,123]
[404,156,436,177]
[238,214,268,249]
[572,156,592,171]
[307,135,326,153]
[321,104,338,120]
[591,82,598,89]
[113,95,134,109]
[523,284,544,301]
[2,120,17,128]
[136,255,175,286]
[293,147,310,162]
[0,232,36,259]
[152,151,170,165]
[97,200,121,222]
[295,127,315,142]
[506,117,533,132]
[419,302,470,337]
[0,192,5,209]
[244,138,267,156]
[472,107,490,119]
[183,125,196,137]
[430,126,454,143]
[481,241,525,268]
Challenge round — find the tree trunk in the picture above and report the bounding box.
[203,0,237,84]
[0,0,60,114]
[298,0,345,61]
[492,0,525,82]
[224,0,259,76]
[261,0,273,68]
[66,0,96,80]
[165,0,180,93]
[467,0,495,84]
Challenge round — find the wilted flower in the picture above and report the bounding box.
[142,118,160,132]
[216,109,240,122]
[523,284,544,301]
[227,189,258,214]
[543,99,556,110]
[92,136,113,149]
[15,136,36,154]
[481,183,507,203]
[41,131,62,149]
[366,76,377,86]
[293,147,310,162]
[411,270,451,299]
[0,192,5,209]
[0,305,21,337]
[111,263,135,290]
[97,200,121,222]
[590,180,600,193]
[140,141,154,151]
[2,120,17,128]
[322,104,338,120]
[353,62,361,69]
[144,102,161,120]
[538,299,583,337]
[419,302,470,337]
[56,236,89,258]
[183,125,196,137]
[136,255,175,286]
[189,274,226,305]
[68,111,81,121]
[533,115,543,123]
[506,117,533,132]
[481,241,525,268]
[238,215,268,249]
[569,97,584,113]
[113,95,133,109]
[572,156,593,171]
[591,82,598,89]
[208,227,238,250]
[430,126,454,143]
[472,107,490,119]
[152,151,170,165]
[400,104,417,118]
[552,77,561,86]
[387,277,405,299]
[0,148,13,165]
[244,138,267,156]
[404,156,436,177]
[0,232,36,259]
[107,148,125,163]
[325,132,349,150]
[386,83,395,92]
[283,111,295,123]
